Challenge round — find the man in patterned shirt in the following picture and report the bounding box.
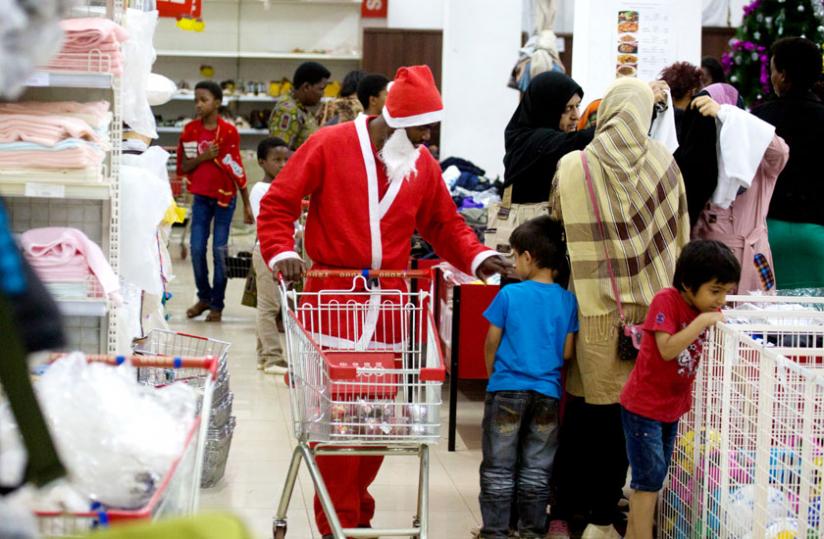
[268,62,330,150]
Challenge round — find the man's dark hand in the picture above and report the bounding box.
[275,258,306,283]
[476,255,513,281]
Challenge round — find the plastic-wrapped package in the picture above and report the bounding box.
[0,497,39,539]
[121,8,159,138]
[0,353,198,510]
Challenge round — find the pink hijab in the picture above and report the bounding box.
[705,83,742,108]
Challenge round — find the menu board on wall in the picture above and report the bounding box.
[571,0,700,106]
[614,1,675,81]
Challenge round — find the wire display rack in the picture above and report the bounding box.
[660,295,824,539]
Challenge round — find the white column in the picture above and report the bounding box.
[441,0,522,180]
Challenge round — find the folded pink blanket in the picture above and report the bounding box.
[0,114,103,146]
[0,101,110,123]
[0,147,105,169]
[43,55,123,76]
[59,18,129,48]
[21,227,119,295]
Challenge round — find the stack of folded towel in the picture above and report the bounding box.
[20,227,118,301]
[43,18,129,76]
[0,101,111,181]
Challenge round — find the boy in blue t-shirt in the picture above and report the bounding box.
[479,216,579,539]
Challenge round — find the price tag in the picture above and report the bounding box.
[25,182,65,198]
[25,72,50,87]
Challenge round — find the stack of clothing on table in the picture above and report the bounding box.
[440,157,501,241]
[20,227,119,301]
[0,101,111,182]
[43,18,129,75]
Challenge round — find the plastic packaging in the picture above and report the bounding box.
[1,354,198,510]
[121,8,159,138]
[0,497,39,539]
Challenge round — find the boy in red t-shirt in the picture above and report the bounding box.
[177,81,254,322]
[620,240,740,539]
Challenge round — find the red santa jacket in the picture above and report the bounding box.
[257,115,495,346]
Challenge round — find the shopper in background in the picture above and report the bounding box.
[679,84,789,294]
[268,61,330,150]
[700,56,727,88]
[178,80,253,323]
[659,61,704,140]
[316,69,365,126]
[250,137,291,375]
[258,65,510,539]
[548,78,689,539]
[753,37,824,293]
[621,240,740,539]
[357,73,390,116]
[503,72,594,205]
[480,216,578,539]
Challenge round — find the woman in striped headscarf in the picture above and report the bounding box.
[547,77,689,539]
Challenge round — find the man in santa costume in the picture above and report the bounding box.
[258,65,509,537]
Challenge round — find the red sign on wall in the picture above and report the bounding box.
[362,0,388,18]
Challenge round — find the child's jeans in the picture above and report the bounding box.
[190,194,235,311]
[479,390,560,539]
[252,245,283,368]
[621,406,679,492]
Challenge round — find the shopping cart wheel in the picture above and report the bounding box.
[273,521,287,538]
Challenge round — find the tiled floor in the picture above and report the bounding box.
[166,256,486,539]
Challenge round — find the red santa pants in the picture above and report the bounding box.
[313,453,384,536]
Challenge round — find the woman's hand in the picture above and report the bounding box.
[691,96,721,118]
[649,80,670,105]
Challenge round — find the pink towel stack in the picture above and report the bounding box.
[44,18,129,76]
[0,101,110,173]
[20,227,118,300]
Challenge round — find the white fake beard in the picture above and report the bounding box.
[378,128,421,184]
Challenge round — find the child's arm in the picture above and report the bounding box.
[655,311,724,360]
[180,143,218,173]
[563,333,575,361]
[239,186,254,225]
[484,325,502,376]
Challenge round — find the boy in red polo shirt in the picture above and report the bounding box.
[620,240,740,539]
[177,81,254,322]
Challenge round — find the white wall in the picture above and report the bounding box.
[441,0,521,180]
[387,0,444,30]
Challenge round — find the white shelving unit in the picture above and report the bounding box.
[1,2,125,353]
[156,50,362,61]
[157,126,268,135]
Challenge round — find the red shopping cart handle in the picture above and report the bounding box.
[305,269,431,279]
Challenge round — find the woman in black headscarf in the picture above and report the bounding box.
[503,72,596,204]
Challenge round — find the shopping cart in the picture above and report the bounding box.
[134,330,235,487]
[165,147,192,260]
[34,354,217,537]
[272,269,445,539]
[660,295,824,539]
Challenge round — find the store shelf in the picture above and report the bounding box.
[157,126,269,136]
[155,50,362,61]
[25,70,113,90]
[168,93,277,103]
[58,299,108,317]
[0,178,111,200]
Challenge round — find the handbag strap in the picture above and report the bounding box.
[580,151,628,324]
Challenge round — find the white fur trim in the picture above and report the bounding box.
[378,170,405,218]
[354,115,383,269]
[267,251,301,271]
[471,250,499,278]
[382,106,444,128]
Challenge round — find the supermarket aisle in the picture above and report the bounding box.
[165,254,485,539]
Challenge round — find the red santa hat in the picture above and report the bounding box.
[382,65,444,128]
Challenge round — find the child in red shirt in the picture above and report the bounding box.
[620,240,740,539]
[177,81,254,322]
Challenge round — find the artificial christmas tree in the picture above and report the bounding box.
[723,0,824,106]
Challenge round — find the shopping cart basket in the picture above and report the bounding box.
[272,269,445,539]
[660,295,824,539]
[34,354,217,538]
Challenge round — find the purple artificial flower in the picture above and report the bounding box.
[744,41,756,51]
